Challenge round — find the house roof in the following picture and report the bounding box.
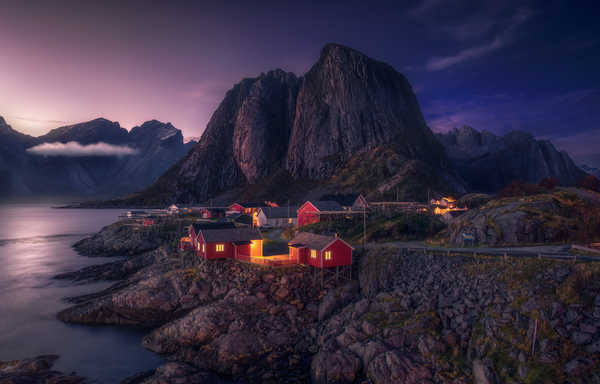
[201,228,262,243]
[289,232,351,251]
[231,202,264,208]
[307,200,344,212]
[319,194,360,207]
[192,221,236,234]
[259,206,298,219]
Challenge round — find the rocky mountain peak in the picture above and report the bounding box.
[286,43,442,178]
[130,120,180,143]
[0,116,6,125]
[39,118,128,144]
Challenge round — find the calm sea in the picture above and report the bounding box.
[0,203,163,383]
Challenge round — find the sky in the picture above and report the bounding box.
[1,0,599,160]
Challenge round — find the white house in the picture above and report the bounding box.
[257,206,297,227]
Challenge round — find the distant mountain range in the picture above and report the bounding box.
[0,117,195,198]
[436,126,587,192]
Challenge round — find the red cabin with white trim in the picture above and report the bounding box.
[288,232,353,268]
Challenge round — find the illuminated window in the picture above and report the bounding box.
[288,218,293,224]
[197,242,200,251]
[216,244,225,252]
[325,251,332,260]
[311,249,317,259]
[202,243,205,253]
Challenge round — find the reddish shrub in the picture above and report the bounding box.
[579,175,600,193]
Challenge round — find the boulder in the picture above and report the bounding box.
[366,350,432,384]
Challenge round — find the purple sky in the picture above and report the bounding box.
[1,0,599,160]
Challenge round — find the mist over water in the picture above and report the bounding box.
[0,203,163,383]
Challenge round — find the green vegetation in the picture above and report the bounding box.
[299,211,446,244]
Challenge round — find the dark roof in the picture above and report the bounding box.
[192,222,235,234]
[234,214,253,225]
[309,200,344,212]
[201,228,262,243]
[319,194,360,207]
[289,232,339,250]
[259,206,298,219]
[232,202,265,208]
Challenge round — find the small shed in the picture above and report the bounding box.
[257,206,298,227]
[288,232,353,268]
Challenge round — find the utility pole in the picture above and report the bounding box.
[363,207,366,248]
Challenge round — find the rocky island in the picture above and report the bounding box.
[44,215,600,384]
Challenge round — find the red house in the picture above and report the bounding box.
[297,201,344,227]
[288,232,353,268]
[196,227,263,260]
[189,222,236,250]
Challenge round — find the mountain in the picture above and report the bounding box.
[436,126,586,192]
[122,43,460,206]
[581,164,600,178]
[0,117,195,198]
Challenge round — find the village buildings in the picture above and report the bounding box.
[297,200,345,226]
[256,206,298,228]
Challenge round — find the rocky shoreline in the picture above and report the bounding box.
[0,355,85,383]
[43,221,600,383]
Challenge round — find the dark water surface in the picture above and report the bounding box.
[0,203,163,383]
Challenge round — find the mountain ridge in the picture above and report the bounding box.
[0,116,195,198]
[436,125,586,192]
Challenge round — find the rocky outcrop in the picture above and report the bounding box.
[437,126,586,192]
[0,355,85,383]
[0,116,194,198]
[73,221,164,257]
[121,363,230,384]
[442,189,600,246]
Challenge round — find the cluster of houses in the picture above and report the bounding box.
[176,194,468,269]
[180,220,354,269]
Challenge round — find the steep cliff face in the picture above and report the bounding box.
[132,44,453,205]
[437,126,585,192]
[148,70,300,202]
[287,44,444,179]
[232,70,299,181]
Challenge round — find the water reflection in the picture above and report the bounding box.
[0,203,163,383]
